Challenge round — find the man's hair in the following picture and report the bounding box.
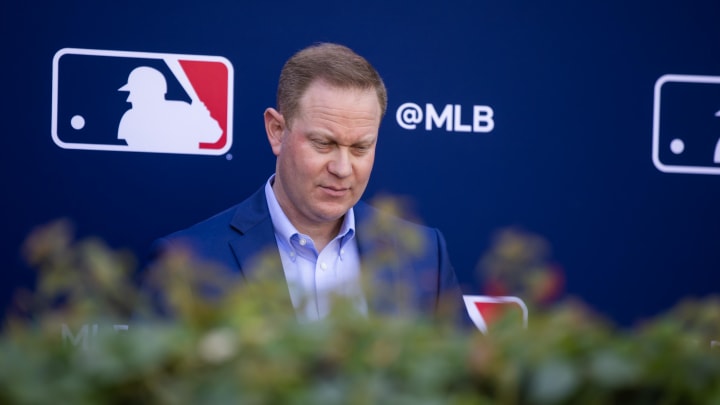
[277,43,387,128]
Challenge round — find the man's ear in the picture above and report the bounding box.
[264,108,285,156]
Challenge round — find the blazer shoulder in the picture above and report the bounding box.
[155,186,270,256]
[354,200,440,236]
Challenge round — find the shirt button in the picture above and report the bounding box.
[320,262,328,270]
[299,238,307,246]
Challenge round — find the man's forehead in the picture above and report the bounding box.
[299,80,380,110]
[305,126,378,142]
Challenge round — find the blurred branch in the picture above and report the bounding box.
[1,218,719,404]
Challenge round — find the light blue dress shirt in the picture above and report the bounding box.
[264,176,367,321]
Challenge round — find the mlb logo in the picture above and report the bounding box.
[653,74,720,175]
[463,295,528,334]
[52,48,233,155]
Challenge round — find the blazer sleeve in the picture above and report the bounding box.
[433,228,469,325]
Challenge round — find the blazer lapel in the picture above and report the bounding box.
[354,202,414,316]
[227,187,293,312]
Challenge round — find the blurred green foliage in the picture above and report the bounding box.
[1,218,720,404]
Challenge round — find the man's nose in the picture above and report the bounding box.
[327,148,352,178]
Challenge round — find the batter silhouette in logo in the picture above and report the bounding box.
[117,66,222,153]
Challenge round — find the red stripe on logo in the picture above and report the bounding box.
[179,60,229,150]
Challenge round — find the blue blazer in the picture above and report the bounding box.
[154,186,463,319]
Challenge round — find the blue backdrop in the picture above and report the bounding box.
[3,0,719,326]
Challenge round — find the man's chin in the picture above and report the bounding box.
[313,203,354,222]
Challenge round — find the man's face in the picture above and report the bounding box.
[266,80,381,233]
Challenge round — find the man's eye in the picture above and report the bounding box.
[312,140,332,149]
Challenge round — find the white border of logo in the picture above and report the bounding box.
[51,48,234,156]
[463,295,528,334]
[652,74,720,175]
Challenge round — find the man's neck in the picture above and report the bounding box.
[270,177,345,252]
[293,217,343,252]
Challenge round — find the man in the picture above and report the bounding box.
[154,43,462,322]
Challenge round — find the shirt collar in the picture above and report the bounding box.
[264,175,355,250]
